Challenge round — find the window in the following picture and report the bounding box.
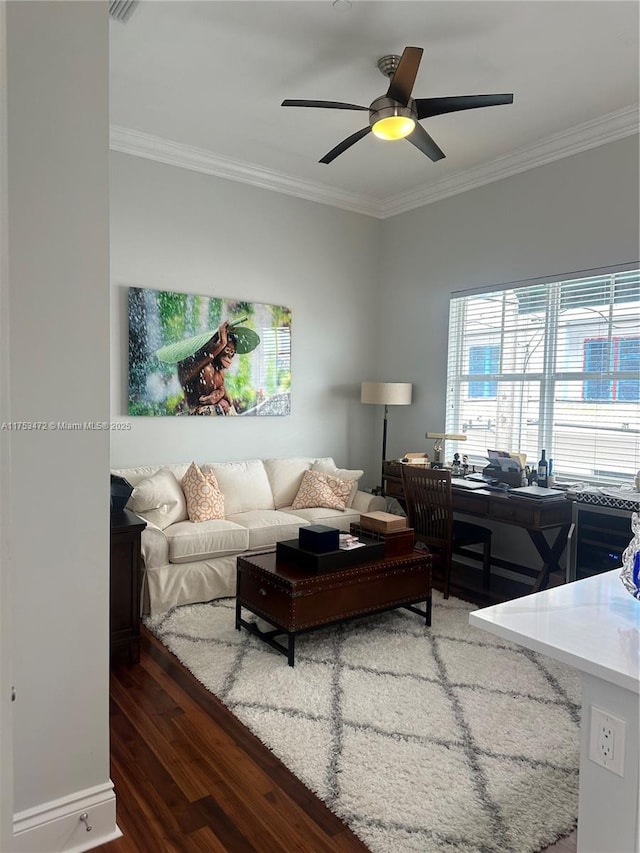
[445,267,640,484]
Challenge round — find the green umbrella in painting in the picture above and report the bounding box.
[155,319,260,364]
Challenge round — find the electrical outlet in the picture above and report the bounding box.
[589,706,626,776]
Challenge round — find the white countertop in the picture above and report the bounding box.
[469,570,640,693]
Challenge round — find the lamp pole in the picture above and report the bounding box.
[361,382,412,496]
[380,404,389,495]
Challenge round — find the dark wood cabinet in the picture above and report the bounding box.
[382,461,406,505]
[110,509,146,665]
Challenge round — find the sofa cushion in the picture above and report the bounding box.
[138,519,170,570]
[165,519,249,564]
[128,468,188,530]
[285,505,361,531]
[226,509,308,549]
[182,462,225,522]
[115,463,190,488]
[311,460,364,508]
[263,457,315,509]
[292,470,352,511]
[204,459,274,515]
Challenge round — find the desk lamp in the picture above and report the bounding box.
[426,432,467,467]
[362,382,412,493]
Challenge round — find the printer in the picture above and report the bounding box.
[481,464,522,487]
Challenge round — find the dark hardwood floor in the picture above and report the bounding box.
[95,570,577,853]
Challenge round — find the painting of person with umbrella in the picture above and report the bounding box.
[155,318,260,416]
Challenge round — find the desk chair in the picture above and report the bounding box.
[401,465,492,599]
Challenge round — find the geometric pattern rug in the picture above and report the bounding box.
[144,592,581,853]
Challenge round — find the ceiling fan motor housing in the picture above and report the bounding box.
[369,95,417,131]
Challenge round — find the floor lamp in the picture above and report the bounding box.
[361,381,413,494]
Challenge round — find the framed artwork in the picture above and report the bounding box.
[128,286,291,416]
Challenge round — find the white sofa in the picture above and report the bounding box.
[112,457,385,615]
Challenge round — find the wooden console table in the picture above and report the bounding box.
[383,461,572,593]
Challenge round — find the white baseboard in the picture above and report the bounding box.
[12,780,121,853]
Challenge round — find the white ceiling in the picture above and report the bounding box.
[109,1,640,218]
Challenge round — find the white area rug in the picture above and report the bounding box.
[145,592,581,853]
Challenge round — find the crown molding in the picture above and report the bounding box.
[380,105,640,218]
[110,105,639,220]
[109,127,381,218]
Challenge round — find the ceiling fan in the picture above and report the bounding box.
[282,46,513,164]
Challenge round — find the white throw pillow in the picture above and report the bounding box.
[312,460,364,508]
[128,468,188,530]
[292,470,352,512]
[263,457,315,508]
[182,462,225,523]
[204,459,275,516]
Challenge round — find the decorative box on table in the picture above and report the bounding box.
[298,524,340,554]
[276,536,385,574]
[359,511,408,534]
[350,523,415,557]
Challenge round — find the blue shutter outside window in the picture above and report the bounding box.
[469,345,499,398]
[617,338,640,402]
[584,339,612,401]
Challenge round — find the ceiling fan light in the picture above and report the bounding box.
[372,115,415,140]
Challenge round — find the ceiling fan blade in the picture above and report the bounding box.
[407,123,445,162]
[320,127,371,164]
[415,94,514,120]
[386,46,423,105]
[281,99,368,111]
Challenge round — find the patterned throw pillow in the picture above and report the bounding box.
[182,462,225,523]
[311,461,364,507]
[291,470,352,511]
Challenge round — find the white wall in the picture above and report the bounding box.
[0,3,13,849]
[110,153,382,483]
[5,1,114,848]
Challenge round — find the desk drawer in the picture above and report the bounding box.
[454,493,489,515]
[492,501,534,524]
[491,498,571,527]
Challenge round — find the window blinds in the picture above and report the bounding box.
[445,268,640,484]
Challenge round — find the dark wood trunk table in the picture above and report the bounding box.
[235,549,432,666]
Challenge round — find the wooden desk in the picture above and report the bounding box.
[383,462,572,592]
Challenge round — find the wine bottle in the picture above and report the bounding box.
[537,449,548,488]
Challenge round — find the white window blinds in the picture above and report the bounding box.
[445,267,640,484]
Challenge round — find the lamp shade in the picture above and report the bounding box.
[361,382,412,406]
